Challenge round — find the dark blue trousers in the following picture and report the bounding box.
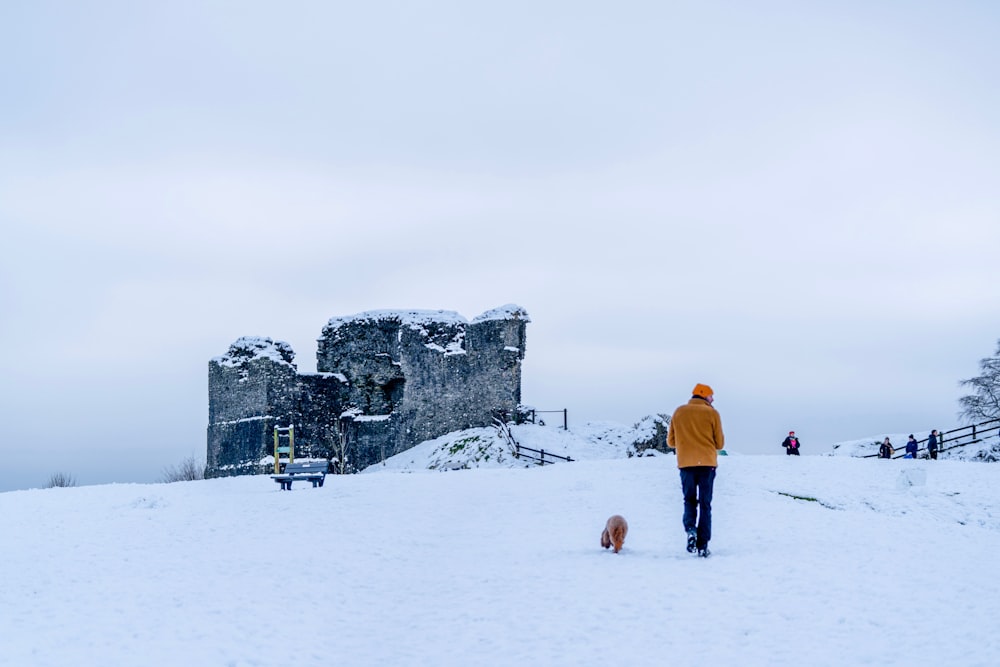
[680,466,716,549]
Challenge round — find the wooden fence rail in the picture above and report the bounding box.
[492,412,574,466]
[522,409,568,430]
[513,443,574,466]
[861,417,1000,459]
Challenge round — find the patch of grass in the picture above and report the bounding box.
[776,491,818,502]
[447,436,480,455]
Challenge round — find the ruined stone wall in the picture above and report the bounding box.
[294,372,349,461]
[207,306,529,477]
[207,339,295,475]
[387,315,526,450]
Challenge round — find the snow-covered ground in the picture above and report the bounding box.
[4,423,1000,666]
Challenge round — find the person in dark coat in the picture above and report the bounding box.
[927,429,939,460]
[878,437,894,459]
[905,435,918,459]
[782,431,801,456]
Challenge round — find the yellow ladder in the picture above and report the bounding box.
[273,425,295,473]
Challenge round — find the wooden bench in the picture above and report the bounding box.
[271,461,328,490]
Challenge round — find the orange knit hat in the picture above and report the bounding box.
[692,383,714,399]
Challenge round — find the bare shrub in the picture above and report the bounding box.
[46,472,77,488]
[160,455,206,483]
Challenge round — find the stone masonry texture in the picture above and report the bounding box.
[207,305,529,477]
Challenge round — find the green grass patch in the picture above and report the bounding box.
[447,436,481,455]
[776,491,819,502]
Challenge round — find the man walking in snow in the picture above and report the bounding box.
[667,383,725,558]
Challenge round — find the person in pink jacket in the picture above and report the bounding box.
[782,431,801,456]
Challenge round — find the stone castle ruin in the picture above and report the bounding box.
[207,305,529,477]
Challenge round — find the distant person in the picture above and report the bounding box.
[878,437,894,459]
[667,383,725,558]
[782,431,801,456]
[905,435,918,459]
[927,429,939,460]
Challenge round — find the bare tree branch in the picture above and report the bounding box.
[161,455,206,483]
[959,339,1000,422]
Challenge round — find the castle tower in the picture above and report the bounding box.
[207,305,529,476]
[206,337,301,475]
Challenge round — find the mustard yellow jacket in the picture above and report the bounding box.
[667,397,725,468]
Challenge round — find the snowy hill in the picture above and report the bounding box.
[369,419,665,471]
[369,418,1000,470]
[5,438,1000,666]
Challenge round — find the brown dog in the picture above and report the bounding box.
[600,515,629,553]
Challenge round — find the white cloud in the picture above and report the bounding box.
[1,1,999,489]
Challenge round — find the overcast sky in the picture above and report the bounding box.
[2,1,999,491]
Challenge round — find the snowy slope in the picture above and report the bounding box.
[370,420,660,471]
[4,448,1000,666]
